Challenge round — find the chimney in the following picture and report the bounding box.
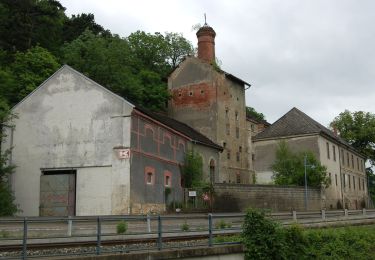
[196,24,216,63]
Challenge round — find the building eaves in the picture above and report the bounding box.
[254,107,365,158]
[134,106,223,151]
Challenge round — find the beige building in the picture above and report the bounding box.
[168,24,253,184]
[253,107,368,209]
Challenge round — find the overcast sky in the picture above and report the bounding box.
[59,0,375,127]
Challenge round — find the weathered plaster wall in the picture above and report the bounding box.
[9,66,132,216]
[254,135,320,184]
[168,57,251,184]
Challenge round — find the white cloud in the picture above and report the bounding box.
[60,0,375,126]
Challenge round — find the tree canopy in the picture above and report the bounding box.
[330,110,375,168]
[271,141,330,188]
[246,106,265,121]
[0,0,195,215]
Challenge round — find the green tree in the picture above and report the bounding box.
[181,150,204,188]
[271,141,330,188]
[165,32,194,68]
[0,0,66,53]
[330,110,375,168]
[0,99,17,216]
[62,13,110,43]
[246,106,265,121]
[9,46,60,105]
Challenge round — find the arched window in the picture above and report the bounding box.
[209,159,215,184]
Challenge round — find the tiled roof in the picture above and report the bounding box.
[254,107,362,156]
[135,106,223,151]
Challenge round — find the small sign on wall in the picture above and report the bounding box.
[188,191,197,197]
[117,149,130,159]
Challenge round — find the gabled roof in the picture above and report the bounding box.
[254,107,364,157]
[12,65,134,111]
[169,56,251,88]
[134,106,223,151]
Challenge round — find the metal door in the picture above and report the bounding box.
[39,173,76,216]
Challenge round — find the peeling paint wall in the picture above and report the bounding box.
[168,57,251,184]
[9,66,132,216]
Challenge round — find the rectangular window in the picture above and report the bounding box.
[164,171,172,187]
[335,174,338,186]
[329,172,331,182]
[326,142,330,159]
[333,145,336,161]
[357,158,359,170]
[353,176,355,190]
[348,175,351,189]
[341,149,345,164]
[223,142,226,148]
[252,154,255,161]
[363,179,365,191]
[351,154,354,169]
[235,111,239,121]
[361,160,364,172]
[347,152,350,167]
[236,173,241,184]
[343,174,346,187]
[359,177,361,190]
[239,146,242,152]
[226,123,230,135]
[145,166,155,185]
[227,151,230,160]
[236,152,240,162]
[235,127,239,138]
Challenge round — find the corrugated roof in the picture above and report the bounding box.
[135,106,223,151]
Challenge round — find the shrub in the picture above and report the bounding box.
[215,219,232,229]
[242,208,286,259]
[181,221,190,232]
[116,221,128,234]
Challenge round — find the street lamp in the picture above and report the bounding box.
[304,154,315,211]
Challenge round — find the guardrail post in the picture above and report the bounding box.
[208,213,213,247]
[321,210,326,220]
[157,215,162,250]
[344,209,348,217]
[67,216,73,237]
[96,217,101,255]
[292,211,297,221]
[22,217,28,260]
[147,214,151,233]
[362,208,366,216]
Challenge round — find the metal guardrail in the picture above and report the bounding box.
[0,209,374,259]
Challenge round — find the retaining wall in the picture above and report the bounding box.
[214,183,322,212]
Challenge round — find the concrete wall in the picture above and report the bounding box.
[214,183,322,212]
[7,66,133,216]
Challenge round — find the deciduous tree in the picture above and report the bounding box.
[271,141,330,188]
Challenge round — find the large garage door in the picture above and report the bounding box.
[39,171,76,216]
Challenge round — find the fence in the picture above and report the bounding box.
[1,209,375,259]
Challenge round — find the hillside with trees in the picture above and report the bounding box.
[0,0,194,215]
